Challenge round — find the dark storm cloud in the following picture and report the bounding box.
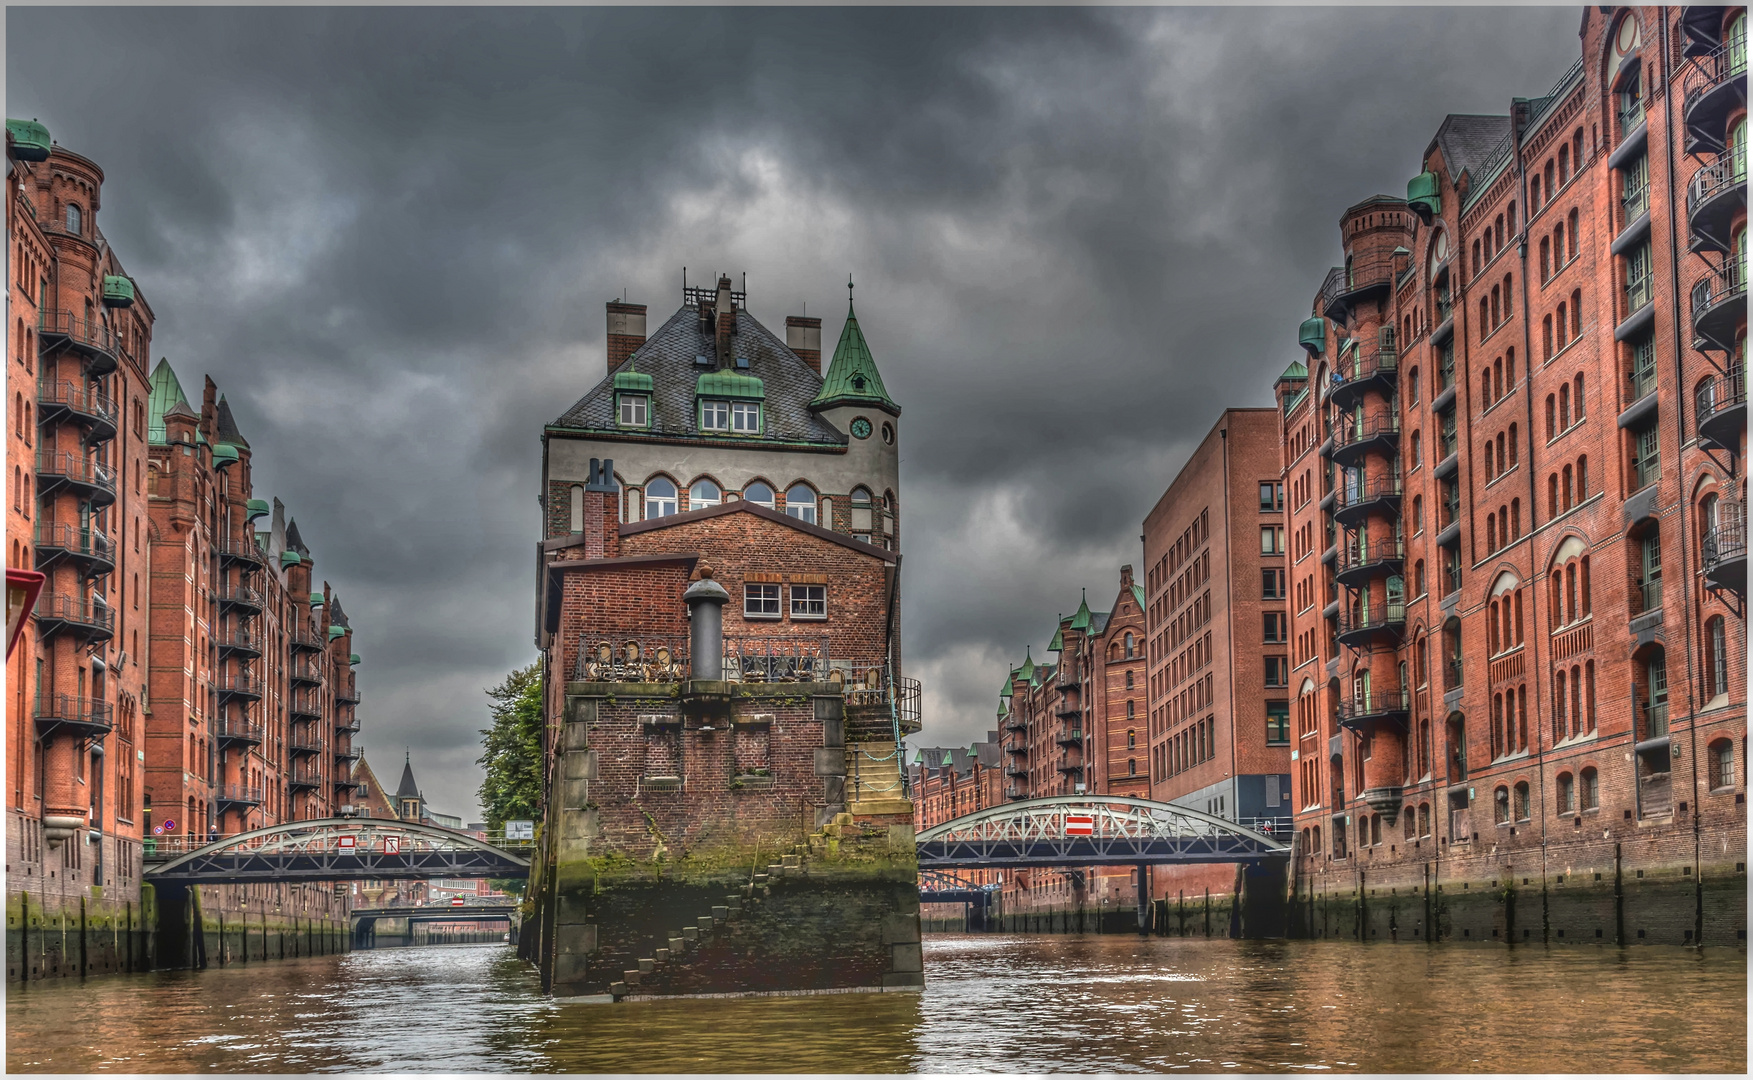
[8,6,1581,809]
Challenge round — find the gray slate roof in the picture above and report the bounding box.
[1432,115,1512,182]
[551,302,848,447]
[214,395,248,449]
[1090,611,1112,636]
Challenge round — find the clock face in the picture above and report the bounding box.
[850,417,872,439]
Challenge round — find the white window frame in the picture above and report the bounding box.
[744,583,781,619]
[700,400,730,431]
[731,401,761,433]
[790,584,826,620]
[618,393,649,428]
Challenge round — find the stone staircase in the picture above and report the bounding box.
[608,849,806,1000]
[847,741,912,817]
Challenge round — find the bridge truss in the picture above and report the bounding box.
[915,795,1290,869]
[144,818,532,883]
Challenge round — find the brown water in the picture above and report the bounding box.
[6,935,1745,1073]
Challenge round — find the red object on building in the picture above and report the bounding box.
[6,569,44,658]
[1064,815,1094,836]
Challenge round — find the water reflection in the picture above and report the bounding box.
[6,935,1744,1073]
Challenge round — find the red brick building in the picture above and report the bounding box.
[5,123,358,980]
[1279,5,1745,944]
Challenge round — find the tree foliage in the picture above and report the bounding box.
[477,660,544,833]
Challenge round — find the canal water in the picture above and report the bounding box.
[6,935,1744,1073]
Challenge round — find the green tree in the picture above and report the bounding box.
[477,660,544,895]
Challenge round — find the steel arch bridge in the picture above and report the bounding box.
[143,818,532,883]
[915,795,1291,869]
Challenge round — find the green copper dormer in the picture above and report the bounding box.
[696,371,765,399]
[350,653,361,665]
[211,443,240,469]
[245,498,271,521]
[1279,360,1309,384]
[328,625,347,640]
[102,275,136,309]
[310,592,325,607]
[1299,317,1327,356]
[810,298,898,415]
[613,371,654,393]
[146,358,192,445]
[1069,591,1092,632]
[1407,171,1441,224]
[6,118,51,162]
[280,551,302,569]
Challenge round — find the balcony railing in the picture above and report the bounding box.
[1334,473,1402,517]
[1617,98,1645,142]
[36,450,117,502]
[1322,252,1399,316]
[215,785,265,806]
[1621,179,1650,226]
[32,692,114,737]
[215,720,264,745]
[1624,271,1653,313]
[216,539,265,566]
[33,591,114,639]
[37,379,118,437]
[1337,603,1407,642]
[217,675,263,699]
[336,686,362,705]
[1444,658,1463,691]
[1056,727,1085,746]
[1692,263,1747,351]
[1637,576,1663,615]
[217,586,264,611]
[38,309,123,373]
[33,522,114,573]
[1337,535,1405,579]
[289,662,323,686]
[1627,361,1659,406]
[288,770,323,789]
[1337,687,1411,728]
[288,629,326,652]
[1636,698,1670,741]
[1703,516,1746,577]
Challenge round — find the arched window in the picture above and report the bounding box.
[689,478,722,509]
[1573,373,1585,419]
[1127,729,1137,749]
[1566,210,1579,261]
[65,203,81,234]
[1580,766,1599,810]
[1703,616,1728,700]
[1125,669,1134,690]
[1494,785,1511,824]
[644,477,678,519]
[1514,780,1530,821]
[1123,632,1134,658]
[1127,758,1137,777]
[1569,290,1582,339]
[784,483,817,523]
[1709,738,1735,791]
[850,486,872,505]
[1557,772,1576,813]
[743,481,775,509]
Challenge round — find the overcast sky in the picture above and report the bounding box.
[9,5,1581,819]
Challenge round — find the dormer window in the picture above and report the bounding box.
[619,394,648,427]
[695,371,765,435]
[612,371,653,429]
[701,400,730,430]
[732,401,760,432]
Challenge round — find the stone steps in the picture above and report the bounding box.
[847,741,912,816]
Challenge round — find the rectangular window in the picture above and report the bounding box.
[1633,424,1661,491]
[744,583,780,618]
[1262,567,1285,600]
[1260,526,1283,555]
[1265,657,1289,687]
[1258,482,1283,512]
[700,400,730,431]
[1263,612,1288,643]
[790,584,826,620]
[618,394,649,427]
[731,402,761,433]
[1266,701,1291,745]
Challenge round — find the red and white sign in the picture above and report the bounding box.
[338,835,356,849]
[1064,815,1095,836]
[384,836,401,855]
[451,897,465,906]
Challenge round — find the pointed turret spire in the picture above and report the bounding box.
[146,358,191,445]
[396,750,421,799]
[1069,589,1093,632]
[285,518,310,557]
[809,281,899,414]
[214,394,249,449]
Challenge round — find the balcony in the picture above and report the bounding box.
[36,380,117,443]
[1336,602,1406,647]
[290,695,322,721]
[1055,726,1084,747]
[1003,739,1028,757]
[1691,264,1745,354]
[1335,535,1405,587]
[289,662,322,687]
[1006,785,1027,801]
[215,785,265,808]
[217,585,264,613]
[1333,473,1402,527]
[1327,347,1399,411]
[1620,179,1651,235]
[1702,516,1747,598]
[1696,371,1747,451]
[1337,687,1411,730]
[1330,411,1400,467]
[1620,272,1655,339]
[1322,252,1397,320]
[1053,695,1081,719]
[35,450,116,508]
[215,630,262,659]
[33,591,114,643]
[1003,715,1027,733]
[288,770,322,792]
[288,628,325,653]
[1005,762,1027,778]
[1057,660,1083,688]
[33,693,113,739]
[289,736,324,756]
[1055,756,1084,776]
[216,539,265,568]
[1683,39,1747,156]
[336,716,362,735]
[215,720,264,747]
[37,310,120,377]
[1617,99,1646,152]
[1689,158,1747,254]
[33,522,114,578]
[217,675,263,702]
[335,744,360,763]
[336,686,362,706]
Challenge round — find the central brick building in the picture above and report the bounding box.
[524,275,923,999]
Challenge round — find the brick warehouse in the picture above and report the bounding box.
[1278,5,1745,947]
[5,123,356,981]
[523,274,925,1000]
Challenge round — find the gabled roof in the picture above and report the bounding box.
[147,358,191,445]
[214,394,248,449]
[617,499,896,563]
[1279,360,1309,381]
[1090,610,1111,636]
[549,301,847,446]
[810,299,898,415]
[1429,114,1512,183]
[1130,585,1146,610]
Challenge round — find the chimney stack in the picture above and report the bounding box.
[786,315,823,373]
[1120,564,1134,589]
[684,565,729,679]
[714,275,736,368]
[606,300,647,374]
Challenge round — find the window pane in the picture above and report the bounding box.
[645,478,677,518]
[701,401,729,430]
[689,479,721,508]
[744,482,775,508]
[790,585,826,618]
[744,583,780,617]
[785,484,817,523]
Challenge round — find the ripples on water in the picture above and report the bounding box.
[6,935,1745,1073]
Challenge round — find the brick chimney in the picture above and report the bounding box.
[714,275,736,368]
[201,375,218,443]
[606,300,647,374]
[786,315,822,373]
[1120,564,1134,589]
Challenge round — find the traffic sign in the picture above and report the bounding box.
[1064,815,1095,836]
[164,819,177,831]
[338,835,356,849]
[384,835,401,855]
[505,819,534,841]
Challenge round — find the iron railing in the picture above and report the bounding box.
[1617,97,1645,141]
[33,591,114,635]
[215,539,264,564]
[36,450,116,497]
[215,720,264,744]
[32,692,114,733]
[1636,697,1670,741]
[1696,371,1746,429]
[1335,473,1403,513]
[1692,263,1745,321]
[38,309,125,367]
[1621,178,1650,225]
[1322,252,1399,313]
[217,675,263,698]
[1627,360,1659,404]
[1703,516,1746,575]
[1685,38,1749,116]
[1338,603,1407,639]
[37,379,117,430]
[1337,687,1412,726]
[1688,158,1746,220]
[34,522,113,567]
[1638,576,1663,615]
[215,785,265,806]
[217,585,264,609]
[214,631,260,654]
[1624,270,1654,312]
[1331,411,1401,455]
